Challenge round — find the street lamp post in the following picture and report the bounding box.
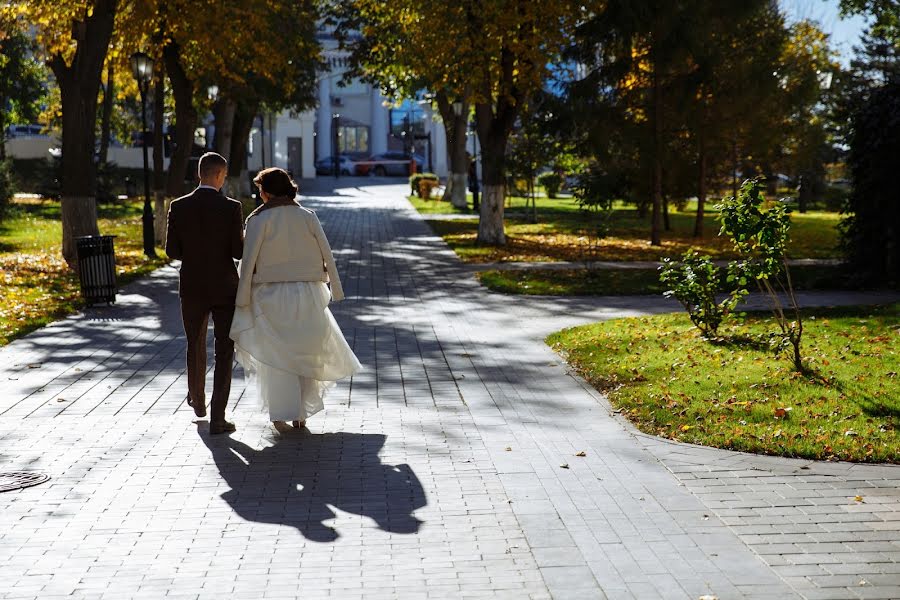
[331,112,340,179]
[469,119,480,212]
[130,52,155,258]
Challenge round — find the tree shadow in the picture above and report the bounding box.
[198,427,425,542]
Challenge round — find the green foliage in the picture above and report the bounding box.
[717,178,792,277]
[409,172,438,197]
[0,23,47,139]
[840,78,900,284]
[840,0,900,46]
[659,250,746,337]
[537,172,562,198]
[717,178,805,371]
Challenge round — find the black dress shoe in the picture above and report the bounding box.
[187,396,207,418]
[209,420,236,435]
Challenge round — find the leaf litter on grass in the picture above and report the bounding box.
[547,304,900,463]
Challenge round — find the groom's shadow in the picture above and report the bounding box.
[199,428,425,542]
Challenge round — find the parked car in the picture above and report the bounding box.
[364,152,425,176]
[315,155,358,176]
[5,124,47,138]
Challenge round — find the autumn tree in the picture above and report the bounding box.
[334,0,581,243]
[332,1,474,210]
[0,16,46,161]
[5,0,119,266]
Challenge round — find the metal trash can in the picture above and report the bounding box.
[75,235,117,305]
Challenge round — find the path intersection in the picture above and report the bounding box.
[1,181,899,600]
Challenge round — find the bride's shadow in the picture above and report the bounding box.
[199,427,425,542]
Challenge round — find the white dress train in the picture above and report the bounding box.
[231,280,361,422]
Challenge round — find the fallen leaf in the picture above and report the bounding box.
[854,495,864,503]
[559,463,569,469]
[575,451,586,457]
[699,595,718,600]
[504,447,512,452]
[56,398,66,402]
[680,425,692,432]
[845,430,858,437]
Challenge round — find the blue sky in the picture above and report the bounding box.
[780,0,871,65]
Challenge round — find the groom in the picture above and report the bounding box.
[165,152,244,434]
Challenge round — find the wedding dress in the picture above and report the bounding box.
[230,200,361,422]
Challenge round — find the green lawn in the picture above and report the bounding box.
[477,264,852,296]
[547,304,900,463]
[411,194,842,263]
[0,197,168,345]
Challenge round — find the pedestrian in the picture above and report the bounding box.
[165,152,244,434]
[230,167,361,431]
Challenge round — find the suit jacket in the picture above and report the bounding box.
[235,203,345,307]
[165,187,244,304]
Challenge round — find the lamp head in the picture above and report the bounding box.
[130,52,153,84]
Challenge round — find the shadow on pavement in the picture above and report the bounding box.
[199,427,425,542]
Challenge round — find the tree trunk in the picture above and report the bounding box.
[798,173,810,214]
[0,93,6,160]
[731,138,739,199]
[435,91,470,209]
[662,194,671,231]
[98,63,114,167]
[693,148,706,238]
[475,104,512,245]
[227,103,255,198]
[164,42,197,198]
[650,44,663,247]
[152,75,166,244]
[48,0,117,267]
[213,98,237,158]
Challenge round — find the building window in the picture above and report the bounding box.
[389,101,427,139]
[338,125,369,154]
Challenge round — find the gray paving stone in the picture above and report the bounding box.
[1,181,896,600]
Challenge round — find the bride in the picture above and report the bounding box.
[230,167,361,429]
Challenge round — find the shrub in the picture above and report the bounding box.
[409,172,438,197]
[717,178,806,371]
[659,250,746,337]
[96,161,119,204]
[537,172,563,198]
[418,178,439,200]
[572,169,619,260]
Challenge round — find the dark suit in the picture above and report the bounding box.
[165,186,244,423]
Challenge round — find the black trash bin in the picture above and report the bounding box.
[75,235,117,305]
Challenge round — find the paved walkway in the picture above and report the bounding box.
[1,181,899,600]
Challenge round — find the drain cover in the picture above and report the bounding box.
[0,472,50,493]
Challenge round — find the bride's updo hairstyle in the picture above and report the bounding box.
[253,167,298,200]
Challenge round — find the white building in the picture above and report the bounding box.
[249,27,448,180]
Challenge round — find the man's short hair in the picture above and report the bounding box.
[198,152,227,178]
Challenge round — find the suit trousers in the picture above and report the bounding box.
[180,297,235,423]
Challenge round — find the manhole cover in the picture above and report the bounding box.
[0,472,50,493]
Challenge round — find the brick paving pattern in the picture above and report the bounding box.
[1,180,898,599]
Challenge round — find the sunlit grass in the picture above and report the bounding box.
[0,197,168,345]
[547,304,900,463]
[409,193,841,263]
